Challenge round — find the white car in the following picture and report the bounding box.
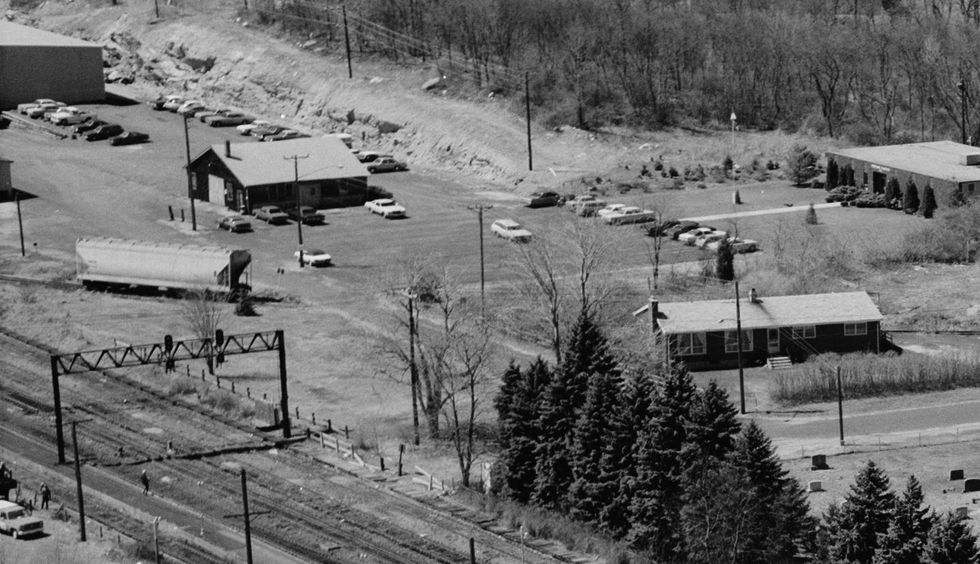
[706,237,759,254]
[17,98,60,114]
[365,198,406,219]
[678,227,716,245]
[161,96,186,112]
[26,102,65,119]
[491,219,532,243]
[176,100,206,116]
[237,119,270,135]
[295,248,332,267]
[596,203,627,219]
[695,230,728,249]
[602,206,658,225]
[49,107,94,125]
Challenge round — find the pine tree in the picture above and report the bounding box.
[567,367,622,523]
[806,202,818,225]
[827,158,839,188]
[788,144,819,185]
[922,186,938,218]
[873,475,933,564]
[885,177,900,202]
[532,310,618,509]
[825,460,897,564]
[597,371,656,539]
[726,421,815,562]
[716,237,735,281]
[904,181,920,213]
[682,381,740,469]
[495,358,551,502]
[682,461,756,564]
[924,512,980,564]
[627,363,696,558]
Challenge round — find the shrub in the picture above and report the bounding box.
[707,165,727,183]
[733,189,742,205]
[786,144,819,185]
[668,166,679,178]
[853,193,887,208]
[684,164,705,182]
[904,180,920,213]
[825,186,862,203]
[723,155,734,177]
[884,177,900,201]
[805,203,818,224]
[922,185,937,218]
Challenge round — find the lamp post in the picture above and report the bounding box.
[958,79,967,145]
[729,110,737,156]
[284,154,309,267]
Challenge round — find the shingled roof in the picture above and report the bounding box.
[653,291,883,334]
[196,136,369,187]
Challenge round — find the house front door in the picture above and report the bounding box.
[767,328,780,354]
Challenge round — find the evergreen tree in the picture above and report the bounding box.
[904,180,920,213]
[922,185,938,218]
[682,461,757,564]
[597,371,656,539]
[950,185,968,208]
[532,310,617,509]
[924,512,980,564]
[627,363,696,559]
[827,157,839,188]
[726,421,815,562]
[567,367,622,523]
[788,144,819,185]
[495,358,551,502]
[682,381,740,470]
[825,460,897,564]
[873,475,933,564]
[716,237,735,281]
[885,177,900,201]
[806,202,818,225]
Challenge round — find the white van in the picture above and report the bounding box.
[0,500,44,539]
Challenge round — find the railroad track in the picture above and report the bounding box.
[0,326,482,563]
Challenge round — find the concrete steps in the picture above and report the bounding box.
[767,356,793,370]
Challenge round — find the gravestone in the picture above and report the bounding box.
[808,481,823,493]
[950,469,965,481]
[811,454,828,470]
[963,479,980,493]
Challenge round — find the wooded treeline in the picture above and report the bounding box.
[261,0,980,143]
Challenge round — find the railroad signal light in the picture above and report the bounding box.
[215,329,225,365]
[163,335,175,373]
[164,335,173,352]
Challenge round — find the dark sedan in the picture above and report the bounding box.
[73,119,107,134]
[526,190,562,208]
[665,221,700,240]
[250,124,283,139]
[110,131,150,146]
[84,124,124,141]
[286,206,326,225]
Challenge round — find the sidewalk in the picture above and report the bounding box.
[681,201,841,223]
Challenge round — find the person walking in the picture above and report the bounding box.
[39,483,50,509]
[140,470,150,495]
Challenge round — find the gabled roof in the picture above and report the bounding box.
[828,141,980,184]
[195,137,369,187]
[654,292,883,334]
[0,21,101,48]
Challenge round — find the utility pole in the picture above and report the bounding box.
[734,281,746,415]
[152,516,161,564]
[182,114,196,231]
[524,72,533,171]
[343,5,352,79]
[71,422,86,542]
[240,469,253,564]
[402,290,420,446]
[959,79,968,145]
[15,190,25,257]
[467,204,492,316]
[284,154,309,268]
[837,365,845,446]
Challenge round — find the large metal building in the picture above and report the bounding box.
[0,21,104,109]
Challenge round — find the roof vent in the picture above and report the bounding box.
[749,288,759,304]
[961,152,980,166]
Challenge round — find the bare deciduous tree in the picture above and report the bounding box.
[181,290,224,374]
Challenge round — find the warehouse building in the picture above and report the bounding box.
[639,291,884,370]
[189,136,375,213]
[827,141,980,202]
[0,21,105,109]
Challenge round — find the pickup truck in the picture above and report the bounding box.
[602,206,659,225]
[0,501,44,539]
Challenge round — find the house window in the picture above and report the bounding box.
[969,184,976,194]
[792,326,816,339]
[844,323,867,336]
[675,333,706,356]
[724,330,753,353]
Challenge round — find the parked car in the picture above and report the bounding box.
[263,129,310,142]
[110,131,150,146]
[0,501,43,539]
[706,237,759,254]
[596,203,627,219]
[295,248,332,267]
[49,107,94,125]
[161,96,186,111]
[603,206,658,225]
[253,205,289,224]
[195,108,225,122]
[366,157,408,173]
[641,218,680,237]
[565,194,600,212]
[364,198,407,219]
[73,119,107,134]
[695,230,729,249]
[237,119,270,135]
[217,215,253,233]
[206,111,253,127]
[250,124,284,139]
[666,221,700,240]
[491,219,532,243]
[26,102,65,119]
[526,190,561,208]
[678,226,716,245]
[576,200,609,217]
[84,124,125,141]
[17,98,60,114]
[286,206,325,225]
[150,94,182,111]
[176,100,207,116]
[355,151,389,163]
